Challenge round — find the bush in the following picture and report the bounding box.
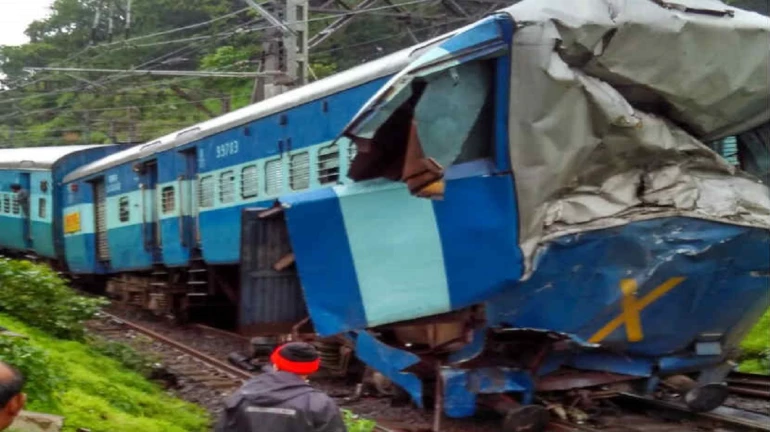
[0,257,107,339]
[87,337,159,377]
[0,335,64,411]
[1,314,210,432]
[342,409,376,432]
[739,309,770,374]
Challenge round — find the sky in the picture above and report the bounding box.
[0,0,54,46]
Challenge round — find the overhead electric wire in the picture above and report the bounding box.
[1,6,254,92]
[0,0,471,139]
[0,16,264,108]
[3,0,435,99]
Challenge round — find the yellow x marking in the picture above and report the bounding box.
[589,277,686,344]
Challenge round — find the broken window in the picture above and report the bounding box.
[737,122,770,185]
[346,59,495,198]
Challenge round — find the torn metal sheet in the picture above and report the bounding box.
[337,0,770,277]
[502,0,770,274]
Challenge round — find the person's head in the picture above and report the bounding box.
[9,184,20,192]
[0,362,26,430]
[270,342,321,379]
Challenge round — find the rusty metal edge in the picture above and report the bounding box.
[100,312,254,381]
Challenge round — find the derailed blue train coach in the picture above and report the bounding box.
[278,0,770,428]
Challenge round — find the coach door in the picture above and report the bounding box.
[93,178,110,262]
[142,160,161,253]
[179,149,198,249]
[18,173,31,248]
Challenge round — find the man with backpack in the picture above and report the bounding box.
[215,342,347,432]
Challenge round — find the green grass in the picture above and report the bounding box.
[0,314,210,432]
[738,309,770,374]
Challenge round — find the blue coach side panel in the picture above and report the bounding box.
[194,76,392,265]
[62,41,428,273]
[0,145,123,261]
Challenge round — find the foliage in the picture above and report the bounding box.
[87,337,160,377]
[342,409,377,432]
[0,0,492,148]
[739,309,770,374]
[0,335,64,411]
[0,257,107,339]
[0,314,210,432]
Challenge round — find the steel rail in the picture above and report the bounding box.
[727,372,770,399]
[100,312,253,381]
[615,392,770,432]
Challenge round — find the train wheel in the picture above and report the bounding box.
[684,382,729,413]
[501,405,550,432]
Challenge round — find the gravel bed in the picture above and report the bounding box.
[97,305,505,431]
[87,317,239,418]
[94,305,770,431]
[724,394,770,415]
[102,305,251,359]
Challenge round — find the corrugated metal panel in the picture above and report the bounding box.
[94,180,110,261]
[239,208,307,333]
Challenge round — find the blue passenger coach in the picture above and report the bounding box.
[275,1,770,430]
[0,145,123,264]
[59,31,463,319]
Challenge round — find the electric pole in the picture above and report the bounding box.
[247,0,309,103]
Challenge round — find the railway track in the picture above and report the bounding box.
[92,312,252,394]
[90,310,770,432]
[728,372,770,399]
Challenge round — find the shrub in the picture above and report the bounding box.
[342,409,376,432]
[0,335,64,411]
[0,258,107,339]
[87,337,159,377]
[739,309,770,375]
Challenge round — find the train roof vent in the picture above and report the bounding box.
[177,127,201,139]
[141,140,162,151]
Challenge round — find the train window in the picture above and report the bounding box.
[242,165,259,198]
[38,198,46,219]
[161,187,175,214]
[265,159,283,195]
[199,176,214,208]
[317,144,339,185]
[220,171,235,204]
[3,195,9,213]
[290,152,310,191]
[119,197,130,222]
[11,196,19,214]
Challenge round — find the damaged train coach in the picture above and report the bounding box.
[272,0,770,430]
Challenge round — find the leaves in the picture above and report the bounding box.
[0,336,64,410]
[0,257,107,340]
[342,409,377,432]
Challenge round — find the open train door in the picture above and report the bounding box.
[239,206,310,337]
[18,172,32,249]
